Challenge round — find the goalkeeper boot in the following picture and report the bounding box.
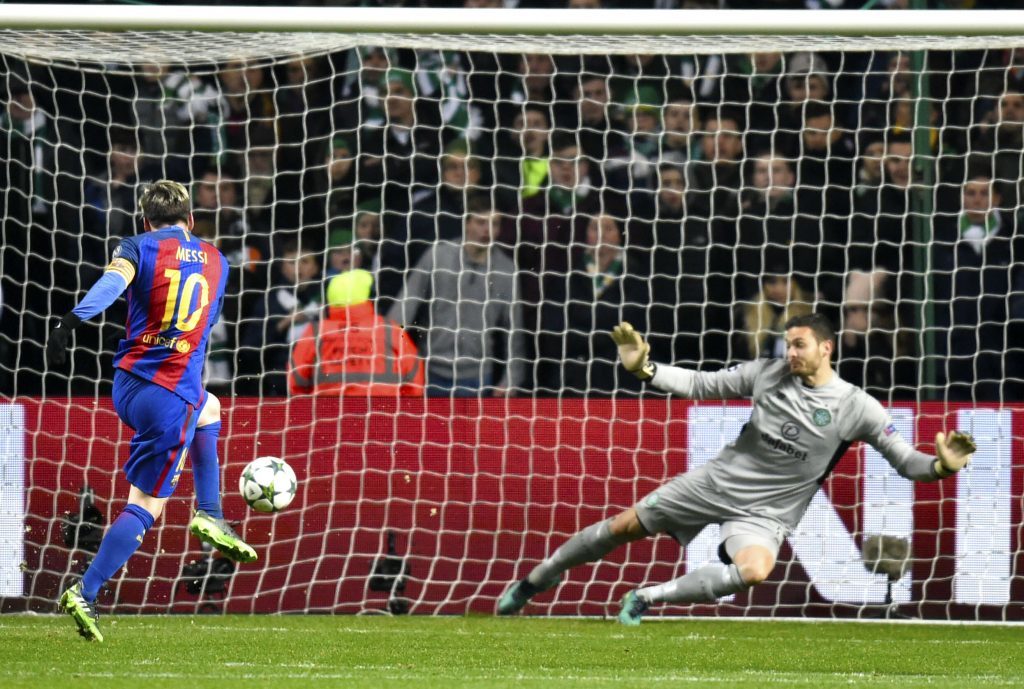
[617,590,649,627]
[59,581,103,642]
[189,510,258,563]
[497,576,560,615]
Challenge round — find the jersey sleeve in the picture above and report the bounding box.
[112,236,141,269]
[850,391,938,481]
[70,240,137,321]
[649,359,767,400]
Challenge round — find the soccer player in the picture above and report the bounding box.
[497,313,976,625]
[46,180,257,642]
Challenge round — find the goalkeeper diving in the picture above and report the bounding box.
[498,313,976,625]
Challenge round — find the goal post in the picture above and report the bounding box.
[2,5,1023,621]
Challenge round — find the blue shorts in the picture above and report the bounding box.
[112,369,203,498]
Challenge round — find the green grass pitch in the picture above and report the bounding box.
[3,615,1023,688]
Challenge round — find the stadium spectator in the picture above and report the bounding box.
[736,152,802,300]
[562,72,629,176]
[796,101,856,220]
[505,53,558,113]
[933,170,1022,401]
[218,59,275,153]
[620,85,662,189]
[657,95,696,167]
[850,133,913,279]
[359,67,446,301]
[239,239,322,395]
[325,134,359,225]
[506,131,599,390]
[628,162,710,367]
[732,259,813,361]
[1,77,58,394]
[836,270,915,399]
[687,106,743,224]
[324,228,358,279]
[236,125,276,236]
[334,46,391,130]
[289,269,424,397]
[408,142,483,267]
[557,214,647,395]
[971,87,1024,207]
[776,52,832,156]
[275,56,333,235]
[853,135,885,203]
[192,171,249,245]
[82,133,148,280]
[493,103,551,208]
[354,205,383,276]
[737,52,785,153]
[415,49,484,143]
[388,196,525,397]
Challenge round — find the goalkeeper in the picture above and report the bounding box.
[498,313,976,625]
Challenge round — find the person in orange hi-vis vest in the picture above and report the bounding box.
[288,269,424,396]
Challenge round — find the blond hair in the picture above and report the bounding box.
[741,282,814,357]
[139,180,190,227]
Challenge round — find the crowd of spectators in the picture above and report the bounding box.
[2,2,1024,401]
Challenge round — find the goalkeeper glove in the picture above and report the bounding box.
[610,322,655,381]
[46,313,82,367]
[933,430,976,478]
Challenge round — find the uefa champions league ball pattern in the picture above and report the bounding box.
[239,456,297,513]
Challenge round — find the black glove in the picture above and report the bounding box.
[46,313,82,367]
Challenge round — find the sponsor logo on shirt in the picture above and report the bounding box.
[141,332,191,353]
[761,431,809,461]
[782,421,801,440]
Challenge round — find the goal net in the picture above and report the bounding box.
[2,7,1022,621]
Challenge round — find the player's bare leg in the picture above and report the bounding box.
[188,393,257,563]
[498,507,648,615]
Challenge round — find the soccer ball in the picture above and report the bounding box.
[239,456,297,513]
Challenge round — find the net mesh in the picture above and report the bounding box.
[2,27,1022,620]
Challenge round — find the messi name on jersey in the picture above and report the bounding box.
[176,247,209,264]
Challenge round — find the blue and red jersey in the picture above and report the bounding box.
[111,226,227,406]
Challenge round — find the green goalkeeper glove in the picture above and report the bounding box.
[610,322,655,381]
[933,431,976,478]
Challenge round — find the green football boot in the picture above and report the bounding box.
[188,510,257,563]
[617,590,649,627]
[59,582,103,642]
[497,576,560,615]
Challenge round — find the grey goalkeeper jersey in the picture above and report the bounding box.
[651,359,937,530]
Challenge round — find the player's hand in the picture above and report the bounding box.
[46,314,81,367]
[610,322,654,380]
[934,430,976,478]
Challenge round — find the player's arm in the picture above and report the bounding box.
[46,245,137,367]
[610,322,760,399]
[855,395,975,481]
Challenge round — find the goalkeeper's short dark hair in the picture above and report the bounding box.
[784,312,835,345]
[140,180,191,227]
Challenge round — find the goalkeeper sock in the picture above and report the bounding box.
[191,422,223,519]
[638,563,746,605]
[527,518,627,587]
[81,504,155,602]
